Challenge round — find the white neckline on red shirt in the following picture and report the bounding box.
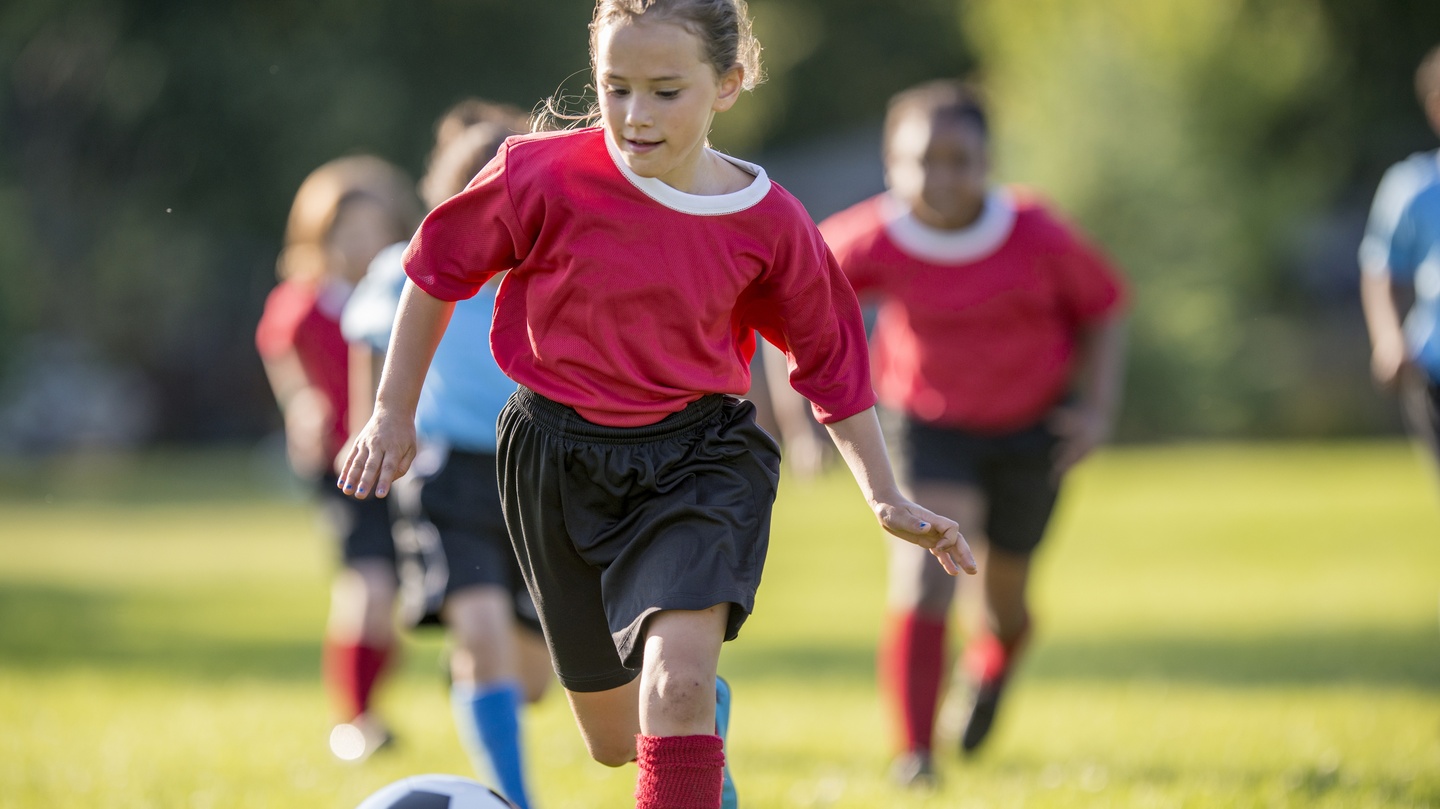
[881,188,1017,265]
[603,130,771,216]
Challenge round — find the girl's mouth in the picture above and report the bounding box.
[626,138,662,154]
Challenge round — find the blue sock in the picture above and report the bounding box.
[717,676,737,809]
[452,680,530,809]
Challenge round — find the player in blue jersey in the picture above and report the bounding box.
[342,99,551,809]
[1361,44,1440,464]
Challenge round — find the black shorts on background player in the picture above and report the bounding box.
[390,447,541,633]
[496,386,781,693]
[316,476,398,567]
[883,409,1060,555]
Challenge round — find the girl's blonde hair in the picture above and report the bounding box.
[537,0,764,131]
[275,156,421,282]
[591,0,763,91]
[421,99,529,210]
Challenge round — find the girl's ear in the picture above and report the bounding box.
[712,64,745,113]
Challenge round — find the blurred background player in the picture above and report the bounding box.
[342,99,551,809]
[1360,44,1440,471]
[811,80,1128,784]
[255,155,422,761]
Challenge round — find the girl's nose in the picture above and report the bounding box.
[625,98,651,127]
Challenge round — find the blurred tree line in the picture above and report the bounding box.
[0,0,1437,449]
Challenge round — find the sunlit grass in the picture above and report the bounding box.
[3,441,1439,807]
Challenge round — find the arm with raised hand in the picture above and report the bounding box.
[824,407,977,576]
[337,281,453,499]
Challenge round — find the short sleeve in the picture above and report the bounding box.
[255,280,310,360]
[1388,199,1425,282]
[403,138,534,302]
[742,217,877,424]
[1360,157,1433,274]
[1051,224,1127,325]
[341,243,408,352]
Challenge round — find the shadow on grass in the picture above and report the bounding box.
[0,582,320,681]
[725,626,1440,689]
[1027,628,1440,688]
[980,756,1440,805]
[6,578,1439,691]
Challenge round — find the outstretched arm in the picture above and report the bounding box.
[337,282,454,499]
[825,407,977,576]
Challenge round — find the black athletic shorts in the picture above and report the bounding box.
[884,409,1060,556]
[316,476,398,568]
[389,446,542,634]
[496,386,781,693]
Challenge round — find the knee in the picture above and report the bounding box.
[644,664,714,727]
[890,579,954,618]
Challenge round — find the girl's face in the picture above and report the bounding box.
[327,196,398,285]
[885,111,990,230]
[595,17,744,193]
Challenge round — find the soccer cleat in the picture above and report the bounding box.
[716,676,737,809]
[958,627,1026,755]
[958,676,1006,754]
[329,713,394,762]
[889,750,939,789]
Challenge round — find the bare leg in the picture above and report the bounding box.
[980,546,1032,642]
[638,606,729,736]
[324,559,397,759]
[441,581,552,701]
[327,559,397,646]
[882,482,986,778]
[445,585,544,807]
[445,586,520,686]
[565,678,644,767]
[562,605,729,767]
[516,629,554,704]
[887,483,987,617]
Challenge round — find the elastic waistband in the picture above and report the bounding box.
[510,386,727,445]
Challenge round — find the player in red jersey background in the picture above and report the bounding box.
[816,79,1129,785]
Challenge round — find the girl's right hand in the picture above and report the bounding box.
[337,409,416,500]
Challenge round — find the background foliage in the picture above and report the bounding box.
[1,0,1439,445]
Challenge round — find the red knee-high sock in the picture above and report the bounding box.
[965,618,1031,683]
[322,640,391,720]
[634,734,724,809]
[880,611,947,754]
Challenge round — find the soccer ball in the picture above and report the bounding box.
[355,774,519,809]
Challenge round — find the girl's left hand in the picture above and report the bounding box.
[872,499,977,576]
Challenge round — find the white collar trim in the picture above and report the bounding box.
[604,130,770,216]
[882,189,1017,264]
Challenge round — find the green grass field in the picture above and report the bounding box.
[3,442,1440,808]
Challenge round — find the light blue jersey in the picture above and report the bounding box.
[1389,183,1440,381]
[343,243,516,452]
[1360,149,1440,273]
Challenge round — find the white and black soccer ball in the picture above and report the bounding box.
[356,775,519,809]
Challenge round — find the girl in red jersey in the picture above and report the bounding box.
[255,156,421,760]
[818,80,1128,784]
[338,2,974,807]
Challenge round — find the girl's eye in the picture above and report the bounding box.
[606,87,630,97]
[657,89,680,99]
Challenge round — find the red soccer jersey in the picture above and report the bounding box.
[403,127,876,428]
[255,278,353,457]
[821,190,1127,432]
